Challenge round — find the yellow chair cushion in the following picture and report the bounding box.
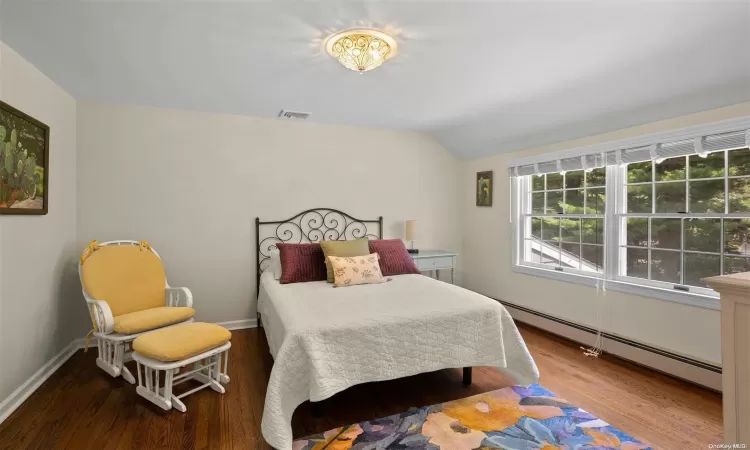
[132,322,231,362]
[113,307,195,334]
[81,244,167,317]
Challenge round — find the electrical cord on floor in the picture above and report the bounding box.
[582,178,608,358]
[581,272,606,358]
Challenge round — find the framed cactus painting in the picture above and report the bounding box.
[0,101,49,215]
[476,170,493,207]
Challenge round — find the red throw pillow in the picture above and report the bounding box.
[368,239,421,276]
[277,243,328,284]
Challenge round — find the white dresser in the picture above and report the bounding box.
[704,272,750,445]
[410,250,457,284]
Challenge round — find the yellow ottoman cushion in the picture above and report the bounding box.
[113,307,195,334]
[133,322,232,362]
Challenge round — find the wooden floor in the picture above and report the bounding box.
[0,323,721,449]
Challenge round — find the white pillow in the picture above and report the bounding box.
[270,248,282,280]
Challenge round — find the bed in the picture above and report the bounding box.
[255,208,539,450]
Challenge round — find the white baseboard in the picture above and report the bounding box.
[215,318,258,331]
[0,340,81,424]
[503,303,722,391]
[0,318,257,425]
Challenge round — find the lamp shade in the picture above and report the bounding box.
[405,220,417,241]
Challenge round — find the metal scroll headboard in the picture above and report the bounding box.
[255,208,383,294]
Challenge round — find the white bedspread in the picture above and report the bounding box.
[257,272,539,450]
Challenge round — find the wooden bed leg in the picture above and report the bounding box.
[463,367,472,386]
[311,401,322,418]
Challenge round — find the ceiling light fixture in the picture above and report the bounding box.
[324,29,398,73]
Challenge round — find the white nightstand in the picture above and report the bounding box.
[410,250,457,284]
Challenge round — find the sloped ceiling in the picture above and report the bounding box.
[1,0,748,159]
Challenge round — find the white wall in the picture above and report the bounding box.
[460,102,750,365]
[0,42,78,402]
[76,101,461,325]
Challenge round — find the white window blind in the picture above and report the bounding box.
[509,128,750,177]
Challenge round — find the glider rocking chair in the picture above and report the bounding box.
[79,240,196,384]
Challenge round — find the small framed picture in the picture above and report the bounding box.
[0,100,50,215]
[476,171,493,207]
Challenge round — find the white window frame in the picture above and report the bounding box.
[515,174,608,278]
[612,162,731,298]
[510,116,750,311]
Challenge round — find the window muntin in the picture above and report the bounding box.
[522,169,606,274]
[620,148,750,291]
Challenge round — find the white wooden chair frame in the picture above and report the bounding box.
[79,240,194,384]
[133,342,231,412]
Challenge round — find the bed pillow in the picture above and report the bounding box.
[320,238,370,283]
[328,253,385,287]
[269,248,282,280]
[276,243,327,284]
[368,239,421,276]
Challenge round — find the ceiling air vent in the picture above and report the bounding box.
[278,110,311,120]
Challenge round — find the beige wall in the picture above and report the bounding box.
[0,43,79,402]
[76,101,461,325]
[459,102,750,365]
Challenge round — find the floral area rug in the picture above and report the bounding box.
[292,384,651,449]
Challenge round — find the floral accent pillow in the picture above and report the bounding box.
[327,253,387,288]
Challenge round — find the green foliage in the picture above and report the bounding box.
[655,157,686,181]
[626,152,750,285]
[729,149,750,176]
[0,182,9,204]
[546,173,563,189]
[627,162,651,183]
[34,166,44,197]
[532,175,544,191]
[3,142,13,173]
[531,149,750,286]
[586,168,606,187]
[690,153,724,179]
[0,108,46,160]
[0,125,40,203]
[477,177,491,205]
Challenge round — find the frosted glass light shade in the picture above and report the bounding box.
[405,220,417,241]
[325,29,398,73]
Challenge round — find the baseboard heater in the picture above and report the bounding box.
[495,298,722,391]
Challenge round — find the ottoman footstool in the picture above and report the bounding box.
[132,322,231,412]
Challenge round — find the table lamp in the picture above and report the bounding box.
[405,220,418,254]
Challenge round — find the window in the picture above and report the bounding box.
[523,169,606,274]
[620,148,750,295]
[511,121,750,307]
